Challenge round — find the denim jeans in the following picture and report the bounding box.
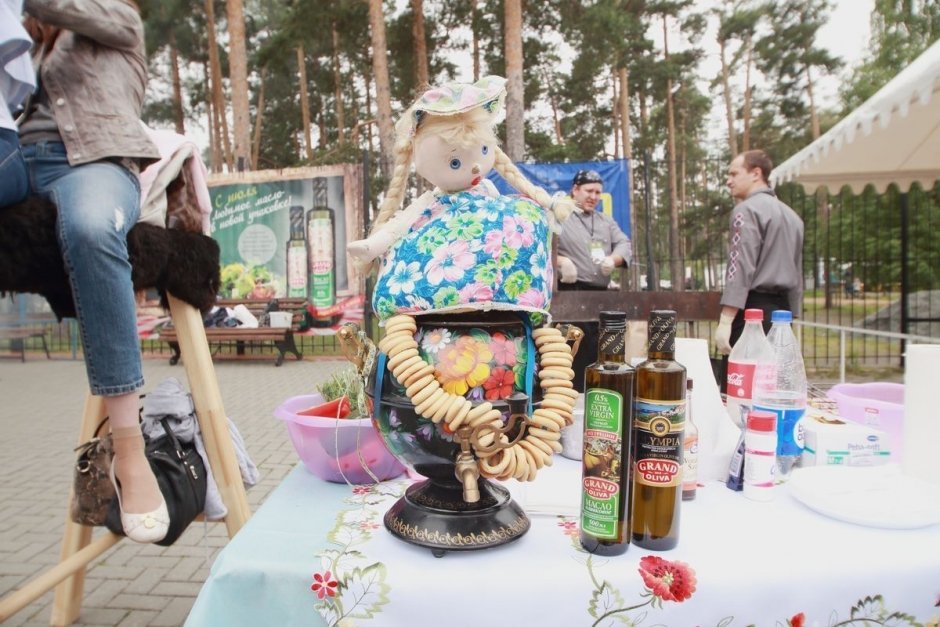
[22,141,144,395]
[0,128,29,208]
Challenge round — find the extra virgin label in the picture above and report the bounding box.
[581,388,625,539]
[633,398,686,487]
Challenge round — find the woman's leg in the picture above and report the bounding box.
[25,143,164,523]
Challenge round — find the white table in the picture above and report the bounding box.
[186,458,940,626]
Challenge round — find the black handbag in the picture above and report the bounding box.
[70,417,115,526]
[106,417,207,546]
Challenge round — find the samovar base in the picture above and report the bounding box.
[383,477,530,557]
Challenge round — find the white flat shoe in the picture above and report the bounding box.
[109,463,169,544]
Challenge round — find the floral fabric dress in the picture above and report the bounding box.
[372,189,553,323]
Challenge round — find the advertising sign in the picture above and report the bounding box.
[208,166,362,305]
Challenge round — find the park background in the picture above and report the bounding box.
[4,0,940,381]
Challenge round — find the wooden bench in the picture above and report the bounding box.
[0,326,51,362]
[159,297,308,366]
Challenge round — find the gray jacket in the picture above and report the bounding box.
[23,0,158,167]
[721,188,804,316]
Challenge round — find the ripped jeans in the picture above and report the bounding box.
[22,141,144,395]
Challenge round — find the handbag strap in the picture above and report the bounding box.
[157,417,187,460]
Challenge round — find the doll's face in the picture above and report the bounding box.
[414,134,496,193]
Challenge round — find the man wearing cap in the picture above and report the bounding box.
[556,169,632,291]
[716,149,804,362]
[555,169,632,392]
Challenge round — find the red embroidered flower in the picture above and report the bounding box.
[788,613,805,627]
[638,556,697,602]
[557,519,579,537]
[352,485,372,495]
[311,570,339,599]
[483,367,515,400]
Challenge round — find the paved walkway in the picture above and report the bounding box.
[0,355,350,626]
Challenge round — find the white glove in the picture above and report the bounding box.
[715,311,735,355]
[557,255,577,283]
[599,255,616,276]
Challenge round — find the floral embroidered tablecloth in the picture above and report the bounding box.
[187,461,940,627]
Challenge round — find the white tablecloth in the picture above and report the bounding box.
[186,459,940,626]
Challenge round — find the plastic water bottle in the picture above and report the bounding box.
[726,309,775,429]
[753,310,807,483]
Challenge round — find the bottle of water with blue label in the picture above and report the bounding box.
[753,310,806,483]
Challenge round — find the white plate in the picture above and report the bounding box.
[789,464,940,529]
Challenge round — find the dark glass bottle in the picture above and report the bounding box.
[631,310,687,551]
[580,311,635,556]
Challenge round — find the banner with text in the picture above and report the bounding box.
[208,166,363,324]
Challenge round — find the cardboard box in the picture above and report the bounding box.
[801,407,890,467]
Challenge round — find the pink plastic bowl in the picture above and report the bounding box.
[827,382,904,461]
[274,394,406,484]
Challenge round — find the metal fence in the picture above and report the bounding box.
[4,156,938,379]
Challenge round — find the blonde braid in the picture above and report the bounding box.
[493,147,574,222]
[371,136,415,234]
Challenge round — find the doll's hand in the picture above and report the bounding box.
[599,256,616,276]
[557,256,577,283]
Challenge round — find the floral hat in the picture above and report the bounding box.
[411,75,506,133]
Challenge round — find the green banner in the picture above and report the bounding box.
[208,171,351,302]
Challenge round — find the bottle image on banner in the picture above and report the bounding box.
[286,206,308,298]
[632,310,686,551]
[580,311,635,556]
[726,308,775,429]
[306,206,336,314]
[753,310,807,484]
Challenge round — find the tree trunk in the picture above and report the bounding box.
[226,0,251,170]
[470,0,480,81]
[297,45,314,162]
[504,0,524,161]
[251,66,266,170]
[663,17,682,293]
[719,38,737,157]
[169,31,185,135]
[411,0,429,88]
[205,0,232,171]
[742,35,753,152]
[331,22,346,144]
[368,0,395,179]
[618,67,632,162]
[805,63,821,140]
[204,60,221,172]
[611,71,620,158]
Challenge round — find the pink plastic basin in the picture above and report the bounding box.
[827,382,904,461]
[274,394,406,484]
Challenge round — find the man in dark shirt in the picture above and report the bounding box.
[716,149,804,357]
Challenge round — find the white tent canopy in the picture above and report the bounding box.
[771,39,940,194]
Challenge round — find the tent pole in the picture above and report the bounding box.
[900,191,909,368]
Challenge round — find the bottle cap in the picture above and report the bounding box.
[746,410,776,432]
[648,310,676,352]
[744,308,764,321]
[771,310,793,323]
[599,311,627,324]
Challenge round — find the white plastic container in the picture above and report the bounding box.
[744,410,777,501]
[268,311,293,328]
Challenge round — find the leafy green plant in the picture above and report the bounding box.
[317,368,365,417]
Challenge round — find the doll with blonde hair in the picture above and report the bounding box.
[348,75,573,322]
[344,77,585,486]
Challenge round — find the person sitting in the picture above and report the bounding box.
[19,0,166,542]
